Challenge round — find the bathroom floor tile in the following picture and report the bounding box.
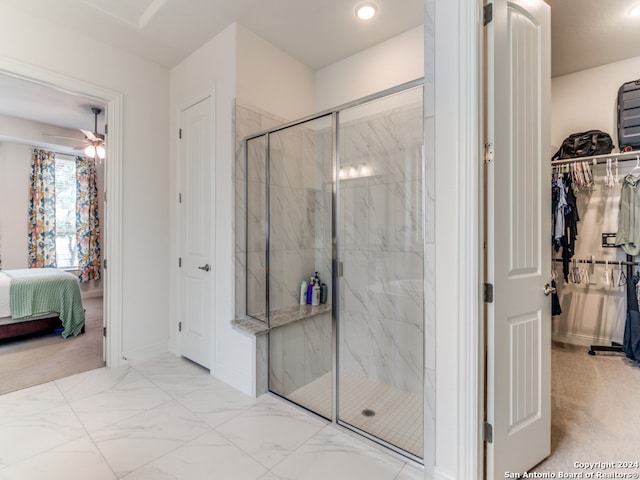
[121,430,267,480]
[0,436,117,480]
[214,395,326,469]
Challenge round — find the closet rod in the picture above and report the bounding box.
[551,149,640,166]
[552,258,640,267]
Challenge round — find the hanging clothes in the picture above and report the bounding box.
[615,174,640,255]
[624,270,640,362]
[552,173,580,281]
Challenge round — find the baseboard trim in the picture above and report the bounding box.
[434,467,456,480]
[81,290,104,300]
[121,342,167,365]
[552,332,622,348]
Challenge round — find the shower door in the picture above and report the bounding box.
[266,115,334,419]
[336,86,425,459]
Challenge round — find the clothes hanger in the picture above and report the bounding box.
[630,155,640,175]
[618,260,627,287]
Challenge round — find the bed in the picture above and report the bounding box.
[0,268,85,341]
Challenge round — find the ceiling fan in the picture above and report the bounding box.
[80,107,106,160]
[43,106,106,160]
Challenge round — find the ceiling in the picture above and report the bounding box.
[546,0,640,77]
[0,0,640,134]
[1,0,426,71]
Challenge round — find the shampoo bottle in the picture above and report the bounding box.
[306,277,314,304]
[320,283,327,304]
[312,280,321,306]
[299,280,308,305]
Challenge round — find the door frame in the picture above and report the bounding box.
[431,0,484,478]
[0,56,124,368]
[176,90,216,366]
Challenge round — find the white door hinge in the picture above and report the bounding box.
[484,143,494,164]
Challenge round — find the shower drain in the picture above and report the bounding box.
[361,408,376,417]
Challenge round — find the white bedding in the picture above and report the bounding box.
[0,271,10,318]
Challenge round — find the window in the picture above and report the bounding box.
[54,157,77,268]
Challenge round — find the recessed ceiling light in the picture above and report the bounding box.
[629,3,640,16]
[356,2,377,21]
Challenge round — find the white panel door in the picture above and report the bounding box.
[179,96,213,369]
[485,0,551,477]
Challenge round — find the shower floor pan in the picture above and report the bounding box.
[286,371,423,458]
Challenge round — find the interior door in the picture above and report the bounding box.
[485,0,551,477]
[179,96,213,369]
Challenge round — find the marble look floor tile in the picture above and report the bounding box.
[214,395,326,470]
[92,400,212,477]
[257,473,284,480]
[131,354,218,396]
[396,463,426,480]
[68,378,173,432]
[0,403,86,468]
[0,382,67,426]
[174,383,257,428]
[270,426,407,480]
[55,364,147,402]
[0,436,117,480]
[121,430,267,480]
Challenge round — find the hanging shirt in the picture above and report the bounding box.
[616,174,640,255]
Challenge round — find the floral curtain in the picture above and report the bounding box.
[28,150,57,268]
[76,156,101,282]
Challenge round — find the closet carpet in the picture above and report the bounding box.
[531,341,640,475]
[0,296,104,395]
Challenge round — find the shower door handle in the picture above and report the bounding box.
[198,264,211,272]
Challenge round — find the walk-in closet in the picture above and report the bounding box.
[531,4,640,467]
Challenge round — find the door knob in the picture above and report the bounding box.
[543,283,556,296]
[198,264,210,272]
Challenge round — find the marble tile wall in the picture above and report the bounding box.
[234,101,285,320]
[337,93,425,396]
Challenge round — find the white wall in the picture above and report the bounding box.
[0,3,171,361]
[551,57,640,346]
[315,25,424,112]
[0,142,30,270]
[236,24,315,121]
[552,56,640,150]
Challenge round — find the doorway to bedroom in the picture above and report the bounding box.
[0,72,107,393]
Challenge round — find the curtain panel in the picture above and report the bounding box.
[76,156,101,282]
[28,150,57,268]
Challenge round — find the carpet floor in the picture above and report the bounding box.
[532,341,640,474]
[0,296,104,395]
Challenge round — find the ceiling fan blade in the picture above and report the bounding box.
[80,129,98,141]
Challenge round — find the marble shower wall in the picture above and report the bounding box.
[338,92,425,396]
[267,118,333,399]
[234,100,286,320]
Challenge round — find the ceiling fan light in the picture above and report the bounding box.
[84,145,96,158]
[96,145,106,159]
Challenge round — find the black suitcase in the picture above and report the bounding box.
[618,79,640,151]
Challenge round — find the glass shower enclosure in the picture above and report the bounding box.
[245,80,424,460]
